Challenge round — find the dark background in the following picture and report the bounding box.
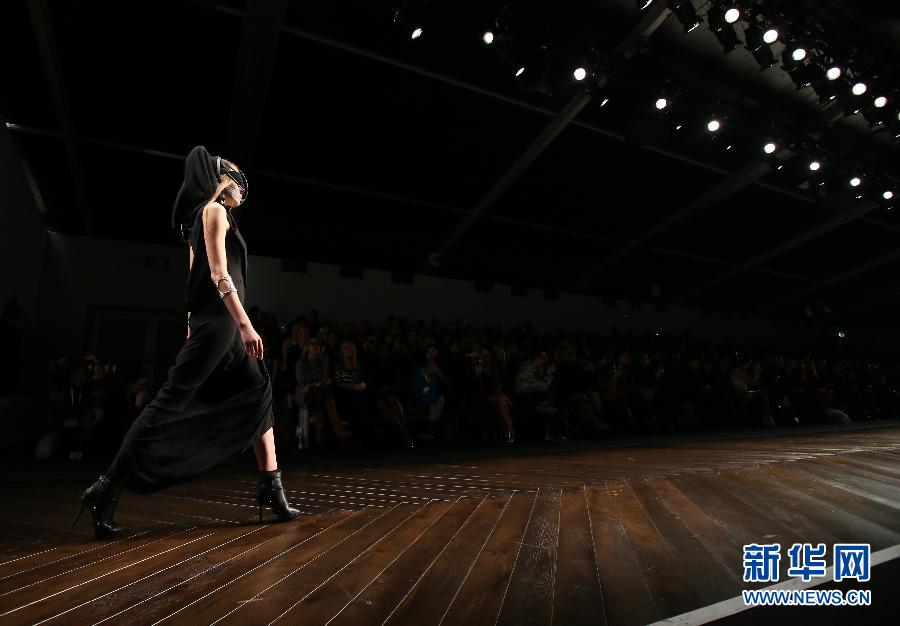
[2,0,900,327]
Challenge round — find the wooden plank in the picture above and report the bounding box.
[44,511,355,625]
[712,469,844,546]
[383,494,513,625]
[551,487,607,626]
[606,479,705,619]
[326,497,484,625]
[495,488,561,626]
[813,455,900,487]
[440,491,538,626]
[155,504,410,625]
[231,499,456,625]
[644,477,743,586]
[585,483,659,626]
[0,524,196,600]
[3,524,255,623]
[628,477,740,604]
[790,460,900,509]
[667,471,806,583]
[763,464,900,544]
[839,453,900,479]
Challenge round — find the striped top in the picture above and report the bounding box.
[334,360,364,389]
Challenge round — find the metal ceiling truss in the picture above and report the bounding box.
[673,196,881,305]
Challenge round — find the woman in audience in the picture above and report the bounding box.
[333,339,368,428]
[295,337,351,442]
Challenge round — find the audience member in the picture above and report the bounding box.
[295,337,351,443]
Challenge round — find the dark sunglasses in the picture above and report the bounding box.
[225,169,247,193]
[216,157,249,198]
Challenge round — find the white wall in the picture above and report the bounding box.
[37,231,899,361]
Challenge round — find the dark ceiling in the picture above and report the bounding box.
[3,0,900,328]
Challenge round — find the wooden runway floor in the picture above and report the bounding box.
[1,422,899,625]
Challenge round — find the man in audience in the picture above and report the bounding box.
[515,348,567,442]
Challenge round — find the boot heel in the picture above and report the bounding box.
[71,504,86,528]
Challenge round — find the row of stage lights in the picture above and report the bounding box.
[402,4,889,96]
[400,4,894,123]
[665,1,898,128]
[395,2,897,202]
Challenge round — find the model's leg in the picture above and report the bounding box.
[254,425,300,522]
[252,426,277,471]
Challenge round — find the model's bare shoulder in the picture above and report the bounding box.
[203,201,230,231]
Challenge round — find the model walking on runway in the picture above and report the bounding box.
[73,146,300,538]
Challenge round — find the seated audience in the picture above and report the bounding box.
[333,339,368,427]
[295,337,351,443]
[408,344,450,430]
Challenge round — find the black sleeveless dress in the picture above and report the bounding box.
[106,205,273,494]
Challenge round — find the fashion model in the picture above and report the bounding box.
[73,146,300,538]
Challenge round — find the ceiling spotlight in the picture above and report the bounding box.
[850,177,861,187]
[515,66,526,77]
[777,165,783,170]
[764,142,777,154]
[600,97,610,107]
[724,8,740,23]
[656,97,668,110]
[826,66,842,80]
[809,160,821,171]
[639,0,653,10]
[726,145,732,150]
[410,27,423,40]
[672,1,702,33]
[675,124,682,129]
[885,191,894,200]
[483,31,494,45]
[851,82,867,95]
[763,29,778,44]
[707,119,720,132]
[573,67,587,81]
[791,48,806,61]
[710,18,741,52]
[874,96,887,108]
[750,43,776,68]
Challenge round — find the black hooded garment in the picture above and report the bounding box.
[106,146,272,494]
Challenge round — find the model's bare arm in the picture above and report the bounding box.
[203,202,250,328]
[202,200,264,359]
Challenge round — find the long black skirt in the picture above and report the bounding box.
[106,309,273,494]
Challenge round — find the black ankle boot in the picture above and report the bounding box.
[72,474,124,539]
[255,469,301,523]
